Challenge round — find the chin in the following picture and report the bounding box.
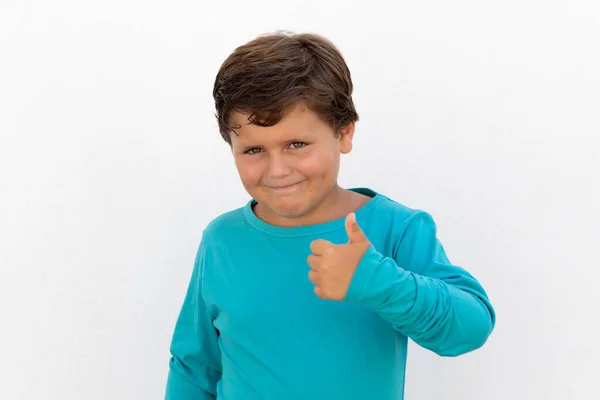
[254,194,313,219]
[275,208,310,219]
[247,183,327,221]
[268,199,309,218]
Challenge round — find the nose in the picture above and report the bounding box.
[267,153,292,179]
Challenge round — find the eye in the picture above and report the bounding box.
[289,142,307,149]
[244,148,262,155]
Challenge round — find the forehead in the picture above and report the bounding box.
[229,104,330,144]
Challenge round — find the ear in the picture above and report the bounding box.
[338,122,355,155]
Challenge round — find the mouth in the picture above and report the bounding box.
[268,180,305,192]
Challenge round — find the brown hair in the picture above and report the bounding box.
[213,31,359,144]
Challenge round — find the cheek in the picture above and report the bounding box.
[300,148,339,177]
[235,158,263,186]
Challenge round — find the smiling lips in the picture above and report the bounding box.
[269,181,305,192]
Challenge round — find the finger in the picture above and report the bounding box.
[313,285,327,299]
[308,270,319,285]
[306,254,320,270]
[310,239,334,255]
[345,213,368,244]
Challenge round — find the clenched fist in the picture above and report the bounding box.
[307,213,371,300]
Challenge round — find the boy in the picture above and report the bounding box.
[165,32,495,399]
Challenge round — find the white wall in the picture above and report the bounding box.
[1,1,599,399]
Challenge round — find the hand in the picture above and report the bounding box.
[307,213,371,300]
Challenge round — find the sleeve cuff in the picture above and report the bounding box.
[344,244,386,303]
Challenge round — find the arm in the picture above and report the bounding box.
[165,242,222,399]
[344,211,495,356]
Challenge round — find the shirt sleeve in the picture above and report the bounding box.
[344,210,496,357]
[165,240,222,399]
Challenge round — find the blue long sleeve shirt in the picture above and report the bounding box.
[165,188,495,399]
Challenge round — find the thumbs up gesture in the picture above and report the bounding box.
[307,213,371,300]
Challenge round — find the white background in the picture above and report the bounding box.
[1,1,599,399]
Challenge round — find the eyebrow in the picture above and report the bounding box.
[235,135,313,148]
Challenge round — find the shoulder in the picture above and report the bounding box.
[192,203,253,258]
[370,191,436,229]
[362,190,441,251]
[191,204,251,269]
[201,205,248,241]
[363,190,442,263]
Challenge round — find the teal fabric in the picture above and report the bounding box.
[165,188,495,399]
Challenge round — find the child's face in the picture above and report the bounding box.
[229,103,354,224]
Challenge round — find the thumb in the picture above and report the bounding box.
[345,213,368,244]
